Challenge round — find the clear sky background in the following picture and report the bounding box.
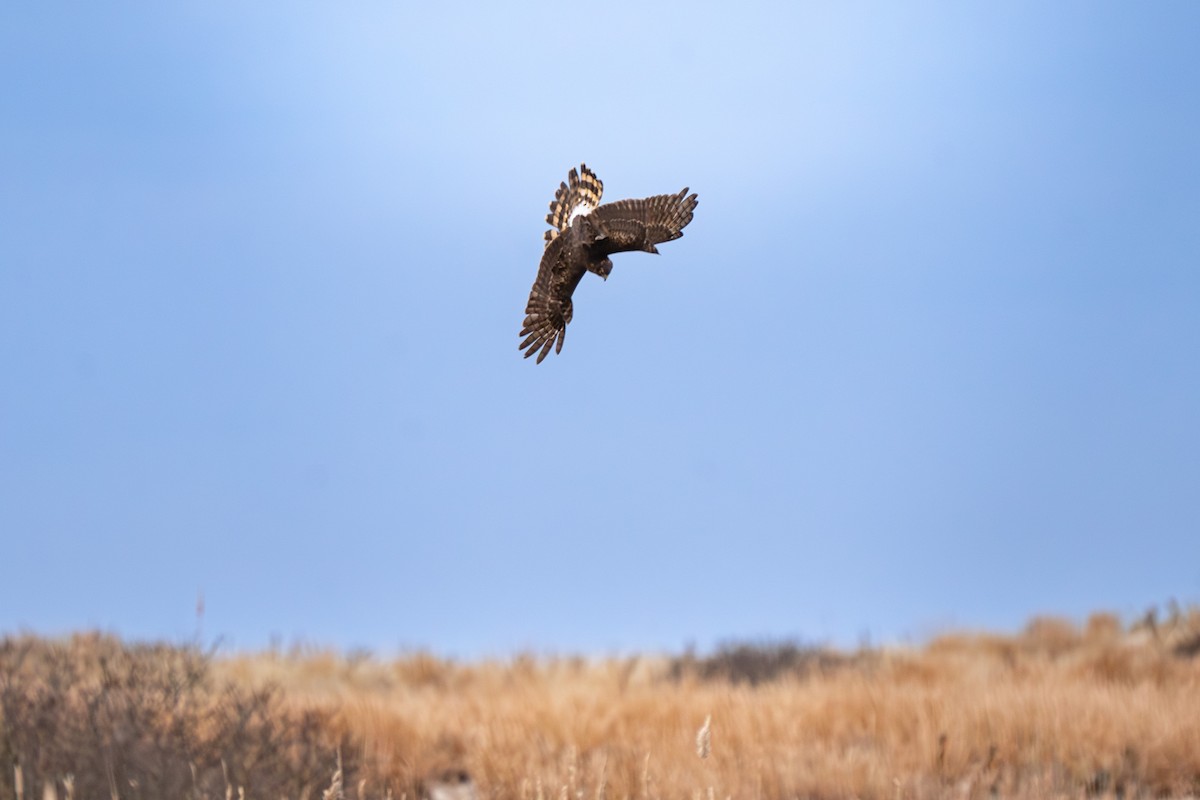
[2,3,1198,657]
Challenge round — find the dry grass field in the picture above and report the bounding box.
[3,609,1200,800]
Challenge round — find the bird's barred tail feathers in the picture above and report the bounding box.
[544,164,603,245]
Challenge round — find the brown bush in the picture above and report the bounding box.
[0,634,351,800]
[666,640,850,685]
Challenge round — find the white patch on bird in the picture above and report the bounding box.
[567,202,595,224]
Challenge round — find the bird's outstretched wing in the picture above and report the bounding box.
[519,236,587,363]
[589,188,699,255]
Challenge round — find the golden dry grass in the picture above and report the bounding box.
[4,609,1200,800]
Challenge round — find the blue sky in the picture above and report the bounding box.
[2,3,1198,657]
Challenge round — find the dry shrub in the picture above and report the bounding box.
[667,640,849,685]
[1083,612,1122,644]
[1018,616,1080,658]
[0,633,350,800]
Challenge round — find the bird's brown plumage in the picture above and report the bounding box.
[519,164,698,363]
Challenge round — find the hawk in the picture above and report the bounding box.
[519,164,699,363]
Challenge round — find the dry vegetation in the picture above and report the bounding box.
[4,608,1200,800]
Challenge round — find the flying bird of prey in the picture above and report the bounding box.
[519,164,698,363]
